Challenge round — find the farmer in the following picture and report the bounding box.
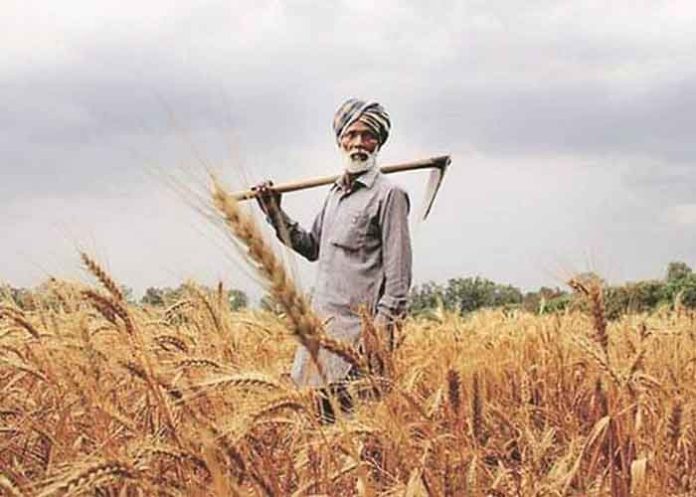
[254,98,412,419]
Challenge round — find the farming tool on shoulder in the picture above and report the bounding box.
[230,155,451,220]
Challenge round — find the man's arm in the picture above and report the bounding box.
[376,187,412,324]
[253,180,323,262]
[268,207,323,262]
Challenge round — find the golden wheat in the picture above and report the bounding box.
[0,261,694,495]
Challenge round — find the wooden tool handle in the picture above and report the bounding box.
[230,155,450,201]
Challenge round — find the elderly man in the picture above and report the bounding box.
[255,99,412,412]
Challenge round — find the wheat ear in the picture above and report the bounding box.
[82,290,133,335]
[568,277,608,353]
[80,252,124,301]
[668,400,682,448]
[0,307,40,339]
[472,372,483,443]
[447,369,461,415]
[211,181,325,376]
[317,333,365,371]
[37,460,136,497]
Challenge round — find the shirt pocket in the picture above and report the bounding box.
[329,211,369,251]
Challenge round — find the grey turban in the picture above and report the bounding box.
[332,98,391,147]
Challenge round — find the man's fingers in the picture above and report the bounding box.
[252,180,276,197]
[251,180,280,216]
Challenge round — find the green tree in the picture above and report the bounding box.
[544,293,571,313]
[409,282,445,315]
[227,289,249,311]
[666,261,692,283]
[444,277,522,313]
[522,287,567,314]
[120,285,135,304]
[410,277,524,315]
[662,267,696,309]
[674,277,696,308]
[4,285,34,310]
[627,281,664,312]
[141,287,166,306]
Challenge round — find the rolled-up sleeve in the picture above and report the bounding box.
[376,187,412,321]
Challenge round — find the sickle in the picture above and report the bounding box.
[230,155,451,220]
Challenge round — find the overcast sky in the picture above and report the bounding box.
[2,1,695,301]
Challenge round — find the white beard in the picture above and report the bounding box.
[342,147,379,174]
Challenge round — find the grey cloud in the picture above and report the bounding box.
[3,1,696,294]
[406,73,696,164]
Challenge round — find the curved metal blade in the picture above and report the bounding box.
[420,156,451,220]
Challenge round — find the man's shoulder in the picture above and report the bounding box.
[374,172,410,200]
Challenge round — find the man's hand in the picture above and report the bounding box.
[252,180,282,218]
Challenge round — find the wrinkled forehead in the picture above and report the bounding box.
[341,120,376,136]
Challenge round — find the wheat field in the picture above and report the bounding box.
[0,183,694,496]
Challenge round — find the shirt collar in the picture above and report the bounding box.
[332,166,380,192]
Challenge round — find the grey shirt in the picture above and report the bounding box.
[268,167,412,387]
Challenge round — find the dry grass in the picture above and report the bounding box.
[0,184,694,496]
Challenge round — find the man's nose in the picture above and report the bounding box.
[352,133,364,147]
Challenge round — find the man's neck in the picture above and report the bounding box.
[342,170,366,191]
[344,171,361,183]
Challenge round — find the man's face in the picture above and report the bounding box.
[339,121,379,162]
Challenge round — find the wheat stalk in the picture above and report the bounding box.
[211,180,326,378]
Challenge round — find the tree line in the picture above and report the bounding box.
[3,261,695,318]
[408,261,696,318]
[2,282,249,313]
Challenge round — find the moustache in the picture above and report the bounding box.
[343,146,378,174]
[348,148,371,161]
